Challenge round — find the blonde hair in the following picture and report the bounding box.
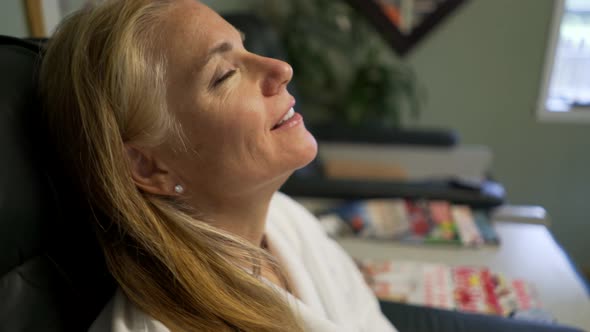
[39,1,303,331]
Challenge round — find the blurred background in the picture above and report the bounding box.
[2,0,589,278]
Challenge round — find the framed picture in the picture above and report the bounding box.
[344,0,467,56]
[24,0,64,38]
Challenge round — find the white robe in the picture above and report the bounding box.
[89,192,397,332]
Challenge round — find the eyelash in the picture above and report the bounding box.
[213,69,237,87]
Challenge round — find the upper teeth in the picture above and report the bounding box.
[277,108,295,126]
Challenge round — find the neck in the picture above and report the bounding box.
[189,188,276,247]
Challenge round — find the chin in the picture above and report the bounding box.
[295,130,318,170]
[269,130,317,187]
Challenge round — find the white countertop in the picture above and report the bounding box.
[336,222,590,330]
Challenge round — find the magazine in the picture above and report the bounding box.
[320,199,499,247]
[359,260,541,316]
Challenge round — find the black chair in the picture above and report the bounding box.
[0,35,115,332]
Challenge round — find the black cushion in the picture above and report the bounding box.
[0,35,115,332]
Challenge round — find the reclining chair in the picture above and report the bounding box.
[0,35,116,331]
[0,16,583,332]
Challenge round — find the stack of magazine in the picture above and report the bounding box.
[358,260,541,317]
[318,199,499,247]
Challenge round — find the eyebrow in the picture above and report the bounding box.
[203,41,233,66]
[202,29,246,67]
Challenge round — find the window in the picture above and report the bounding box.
[538,0,590,122]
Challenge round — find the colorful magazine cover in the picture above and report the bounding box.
[424,200,462,245]
[326,199,499,247]
[330,199,410,239]
[359,260,541,317]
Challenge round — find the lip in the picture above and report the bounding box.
[271,98,296,130]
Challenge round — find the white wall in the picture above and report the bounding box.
[0,2,29,37]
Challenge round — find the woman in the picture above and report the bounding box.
[40,0,396,331]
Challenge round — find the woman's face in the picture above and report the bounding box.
[159,0,317,200]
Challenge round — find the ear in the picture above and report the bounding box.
[124,144,179,196]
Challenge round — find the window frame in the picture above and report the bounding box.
[536,0,590,123]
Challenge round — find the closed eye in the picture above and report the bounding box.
[212,69,237,88]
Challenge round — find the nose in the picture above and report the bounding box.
[255,56,293,96]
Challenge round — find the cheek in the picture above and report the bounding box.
[216,91,265,127]
[183,89,275,173]
[200,100,269,159]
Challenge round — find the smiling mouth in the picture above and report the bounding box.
[272,107,296,130]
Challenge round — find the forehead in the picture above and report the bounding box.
[161,0,237,64]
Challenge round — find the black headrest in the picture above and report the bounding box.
[0,35,115,332]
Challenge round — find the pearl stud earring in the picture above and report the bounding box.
[174,185,184,194]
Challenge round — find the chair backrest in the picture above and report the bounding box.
[0,35,115,332]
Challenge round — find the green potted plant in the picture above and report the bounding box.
[265,0,424,129]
